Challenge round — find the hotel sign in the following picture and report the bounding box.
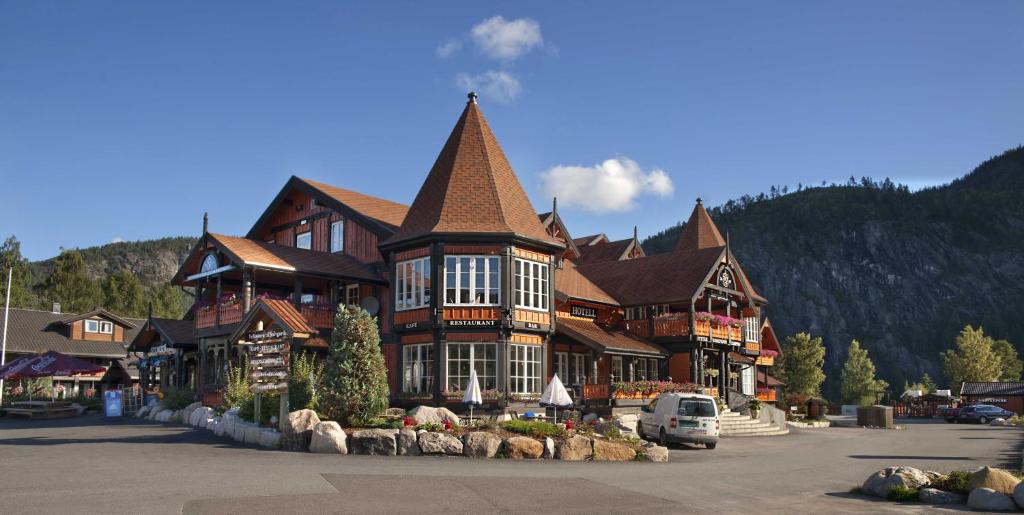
[570,305,597,319]
[246,329,289,343]
[696,335,740,346]
[446,320,498,328]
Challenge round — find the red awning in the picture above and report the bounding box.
[0,351,106,381]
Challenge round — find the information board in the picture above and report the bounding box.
[104,389,123,417]
[245,338,290,394]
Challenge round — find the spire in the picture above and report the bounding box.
[674,199,726,253]
[385,96,561,248]
[202,212,209,234]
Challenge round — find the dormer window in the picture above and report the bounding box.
[296,231,312,250]
[84,320,99,333]
[100,321,113,334]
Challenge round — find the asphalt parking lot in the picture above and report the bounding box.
[0,415,1019,514]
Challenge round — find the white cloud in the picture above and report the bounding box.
[471,16,543,61]
[111,236,124,244]
[455,70,522,104]
[436,39,462,58]
[540,157,674,213]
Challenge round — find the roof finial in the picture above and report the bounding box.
[696,197,703,205]
[633,225,638,241]
[468,91,478,104]
[552,196,558,217]
[203,212,209,234]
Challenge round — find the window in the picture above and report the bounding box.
[330,220,344,253]
[611,356,624,382]
[300,294,314,304]
[84,320,99,333]
[648,359,659,381]
[99,321,113,334]
[403,344,433,393]
[395,257,430,311]
[444,256,499,306]
[554,352,568,381]
[678,398,716,417]
[199,253,219,274]
[446,343,496,391]
[635,358,648,381]
[741,366,754,396]
[745,315,760,342]
[574,354,587,384]
[510,344,542,394]
[653,305,670,316]
[295,231,311,250]
[345,284,360,307]
[624,306,649,321]
[514,258,549,311]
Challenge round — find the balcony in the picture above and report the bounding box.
[625,315,744,342]
[300,303,335,329]
[195,301,243,329]
[756,389,777,402]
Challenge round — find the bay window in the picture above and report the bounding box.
[395,257,430,311]
[330,220,344,253]
[403,344,433,394]
[509,344,542,394]
[446,342,496,391]
[514,258,549,311]
[444,256,499,306]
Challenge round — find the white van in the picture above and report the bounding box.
[637,392,720,449]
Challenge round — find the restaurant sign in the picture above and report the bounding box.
[446,320,498,328]
[696,335,740,346]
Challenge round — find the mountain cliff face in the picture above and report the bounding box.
[643,147,1024,397]
[29,237,196,290]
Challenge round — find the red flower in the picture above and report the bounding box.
[566,420,574,430]
[444,420,452,431]
[403,416,414,427]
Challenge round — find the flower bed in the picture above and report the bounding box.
[694,311,743,328]
[611,381,702,399]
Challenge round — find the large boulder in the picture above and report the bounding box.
[155,409,173,422]
[219,413,236,438]
[309,422,348,454]
[463,432,502,458]
[967,467,1021,495]
[919,488,965,505]
[542,437,555,459]
[282,409,321,452]
[968,488,1017,511]
[504,436,544,459]
[208,416,223,435]
[1014,481,1024,509]
[615,414,639,435]
[407,406,460,426]
[642,442,669,463]
[350,429,398,456]
[418,432,464,455]
[582,413,599,424]
[259,429,282,449]
[232,422,249,443]
[191,407,213,427]
[244,425,263,444]
[556,435,593,461]
[398,428,421,456]
[136,406,150,418]
[593,440,637,461]
[861,467,931,498]
[991,418,1009,426]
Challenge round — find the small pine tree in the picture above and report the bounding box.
[777,332,827,398]
[321,306,389,425]
[919,373,936,394]
[991,339,1022,381]
[840,340,888,405]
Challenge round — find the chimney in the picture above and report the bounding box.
[51,302,61,314]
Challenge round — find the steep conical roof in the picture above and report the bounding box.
[674,199,725,252]
[384,95,561,248]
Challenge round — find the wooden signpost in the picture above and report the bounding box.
[241,330,291,430]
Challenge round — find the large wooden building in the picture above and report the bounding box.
[164,93,781,409]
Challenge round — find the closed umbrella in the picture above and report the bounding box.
[540,374,574,422]
[463,368,483,424]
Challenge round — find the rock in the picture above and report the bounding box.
[542,437,555,459]
[967,467,1021,495]
[556,435,593,461]
[69,403,85,415]
[244,425,263,444]
[408,406,460,426]
[418,432,463,455]
[463,432,502,458]
[1014,481,1024,509]
[259,429,282,449]
[398,428,421,456]
[968,488,1017,511]
[593,440,637,461]
[282,409,321,452]
[925,471,944,484]
[861,466,931,498]
[991,418,1009,426]
[136,406,150,418]
[233,422,249,443]
[191,407,213,427]
[582,413,599,424]
[504,436,544,459]
[148,407,160,420]
[170,410,183,423]
[155,409,172,422]
[219,414,236,437]
[209,416,223,435]
[350,429,398,456]
[615,414,639,435]
[642,442,669,463]
[309,422,348,454]
[919,488,965,505]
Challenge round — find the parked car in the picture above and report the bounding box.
[638,392,720,449]
[956,404,1015,424]
[937,406,961,423]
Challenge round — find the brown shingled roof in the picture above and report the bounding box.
[675,201,726,253]
[1,308,143,358]
[576,238,634,266]
[557,318,666,356]
[199,233,383,282]
[228,299,317,343]
[384,97,561,248]
[299,177,409,231]
[577,246,725,306]
[555,259,618,305]
[573,234,608,246]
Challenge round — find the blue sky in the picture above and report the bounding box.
[2,1,1022,260]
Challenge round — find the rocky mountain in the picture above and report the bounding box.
[643,146,1024,397]
[28,237,196,292]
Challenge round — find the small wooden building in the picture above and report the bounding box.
[960,382,1024,414]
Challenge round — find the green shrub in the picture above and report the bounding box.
[499,419,564,439]
[320,306,390,426]
[415,422,444,432]
[886,486,919,502]
[361,417,402,429]
[930,470,971,494]
[161,387,196,410]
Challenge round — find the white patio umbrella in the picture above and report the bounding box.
[540,374,574,422]
[463,368,483,424]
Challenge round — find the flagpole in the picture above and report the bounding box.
[0,267,12,405]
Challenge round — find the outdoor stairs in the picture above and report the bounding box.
[719,409,789,437]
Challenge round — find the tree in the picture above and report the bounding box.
[991,339,1022,381]
[148,283,186,318]
[941,325,1001,394]
[102,269,146,317]
[0,236,33,309]
[44,249,101,313]
[840,340,888,405]
[321,305,389,425]
[919,373,936,394]
[778,332,826,398]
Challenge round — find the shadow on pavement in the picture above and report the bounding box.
[848,455,974,461]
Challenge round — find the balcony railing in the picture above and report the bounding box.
[744,341,761,354]
[300,304,335,329]
[195,301,243,329]
[626,316,744,342]
[582,383,609,400]
[756,389,777,402]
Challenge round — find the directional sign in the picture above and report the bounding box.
[246,329,289,343]
[250,356,287,367]
[249,343,287,355]
[250,370,288,381]
[249,381,289,394]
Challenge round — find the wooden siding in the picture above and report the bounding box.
[513,248,550,262]
[344,219,382,263]
[395,308,430,325]
[514,309,551,325]
[443,307,499,321]
[669,353,692,383]
[256,189,383,264]
[394,247,430,261]
[400,333,434,344]
[509,333,543,345]
[446,332,499,342]
[71,322,82,340]
[382,343,399,394]
[444,245,501,255]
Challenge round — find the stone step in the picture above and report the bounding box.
[720,421,773,429]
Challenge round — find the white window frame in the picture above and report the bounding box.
[745,315,760,342]
[649,358,659,381]
[509,344,542,394]
[574,354,587,384]
[295,231,312,250]
[84,320,99,333]
[446,342,497,391]
[611,356,624,382]
[554,351,568,381]
[345,284,360,307]
[403,344,433,394]
[330,220,344,253]
[395,257,430,311]
[635,358,648,381]
[444,256,500,307]
[741,365,754,396]
[99,321,113,334]
[514,258,549,312]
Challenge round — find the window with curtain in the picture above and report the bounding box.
[395,257,430,311]
[403,344,433,393]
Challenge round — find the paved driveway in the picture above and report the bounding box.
[0,415,1019,514]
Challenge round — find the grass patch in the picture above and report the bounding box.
[886,486,919,502]
[930,470,970,494]
[499,419,564,439]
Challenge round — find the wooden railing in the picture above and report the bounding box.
[583,383,609,400]
[653,318,690,337]
[625,320,649,338]
[756,390,777,402]
[300,304,335,328]
[195,302,243,329]
[626,317,745,342]
[745,341,761,354]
